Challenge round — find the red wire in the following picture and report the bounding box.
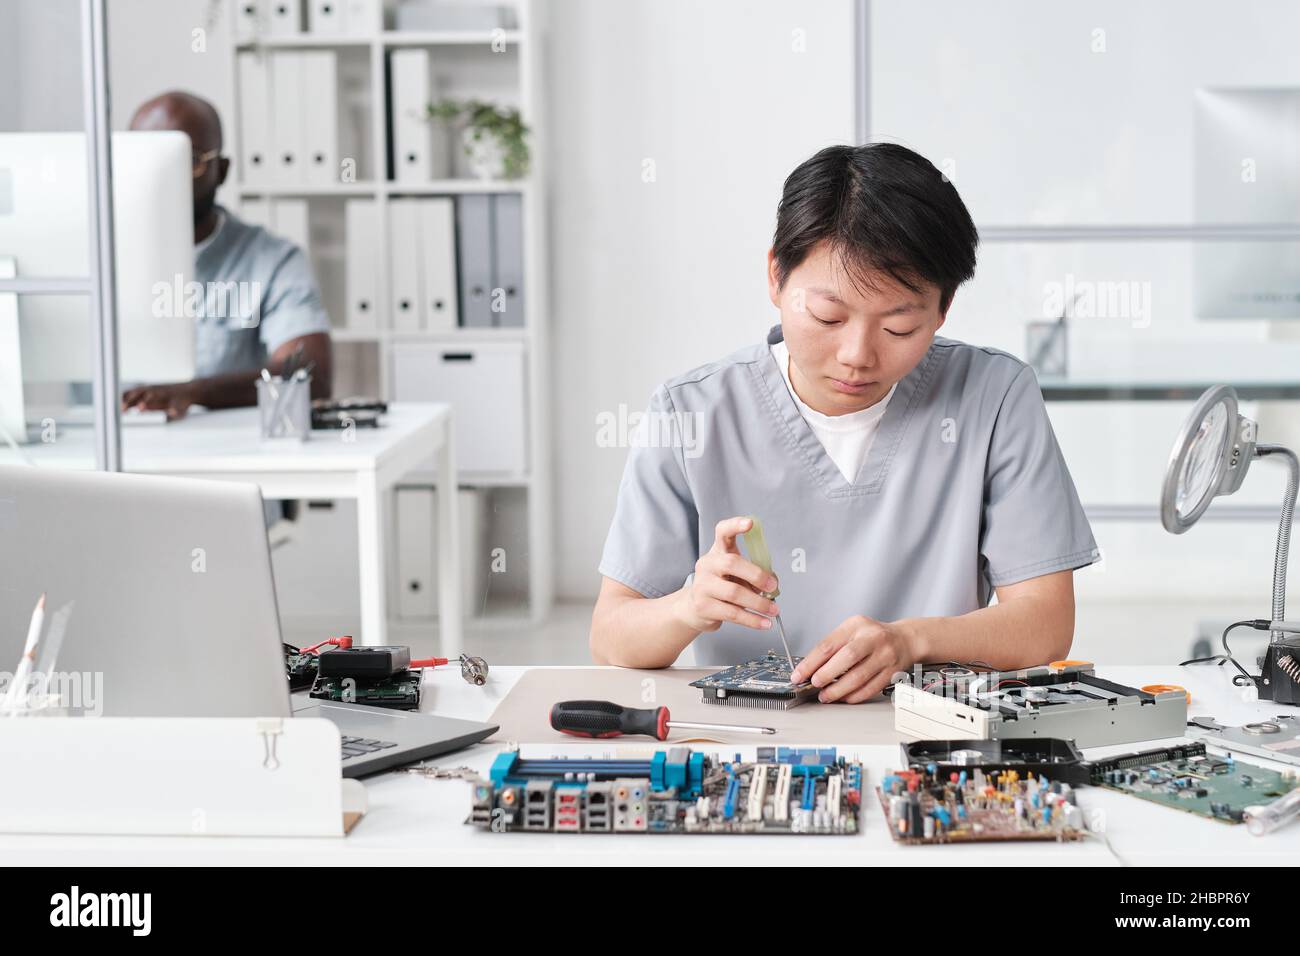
[300,636,354,654]
[410,657,449,669]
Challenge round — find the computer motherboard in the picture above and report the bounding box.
[466,746,863,834]
[1088,742,1300,824]
[690,651,819,710]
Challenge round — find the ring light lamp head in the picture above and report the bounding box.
[1160,384,1257,534]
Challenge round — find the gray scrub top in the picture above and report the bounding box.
[193,205,330,377]
[598,325,1100,667]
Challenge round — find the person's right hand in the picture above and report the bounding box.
[672,516,780,634]
[121,381,196,421]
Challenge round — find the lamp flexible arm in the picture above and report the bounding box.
[1256,444,1298,641]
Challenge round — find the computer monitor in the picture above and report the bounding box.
[0,131,196,438]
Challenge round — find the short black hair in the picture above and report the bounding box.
[772,143,978,312]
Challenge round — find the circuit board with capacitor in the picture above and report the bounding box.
[1088,742,1300,823]
[878,765,1087,843]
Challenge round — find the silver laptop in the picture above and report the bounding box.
[0,465,496,776]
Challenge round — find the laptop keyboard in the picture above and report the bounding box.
[341,735,400,760]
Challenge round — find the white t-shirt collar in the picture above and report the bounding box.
[771,339,898,431]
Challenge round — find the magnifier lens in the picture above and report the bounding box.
[1175,403,1228,518]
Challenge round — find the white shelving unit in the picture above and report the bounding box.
[225,0,552,628]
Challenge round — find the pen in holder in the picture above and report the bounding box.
[257,371,313,441]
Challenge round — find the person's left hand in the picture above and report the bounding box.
[790,615,918,704]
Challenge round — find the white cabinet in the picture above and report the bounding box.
[391,341,527,475]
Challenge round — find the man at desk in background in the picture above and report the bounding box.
[120,91,332,419]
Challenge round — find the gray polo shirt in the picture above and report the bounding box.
[598,324,1100,666]
[193,206,329,376]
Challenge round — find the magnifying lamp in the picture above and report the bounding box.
[1160,385,1300,701]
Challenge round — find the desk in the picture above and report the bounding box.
[0,664,1295,865]
[0,404,461,651]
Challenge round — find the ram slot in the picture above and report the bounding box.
[827,775,842,822]
[747,764,770,821]
[774,763,793,822]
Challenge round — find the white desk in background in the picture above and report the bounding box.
[0,403,461,651]
[0,664,1295,866]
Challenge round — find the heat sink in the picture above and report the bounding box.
[698,686,819,710]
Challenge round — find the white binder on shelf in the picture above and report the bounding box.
[390,49,434,183]
[491,193,525,328]
[271,198,311,253]
[238,51,274,186]
[343,0,382,33]
[0,717,366,837]
[234,0,265,41]
[266,0,303,35]
[389,199,423,332]
[417,197,458,333]
[270,51,306,185]
[308,0,344,33]
[300,50,339,186]
[457,194,494,328]
[345,199,381,331]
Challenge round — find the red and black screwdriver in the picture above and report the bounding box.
[550,699,776,740]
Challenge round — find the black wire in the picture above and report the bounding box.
[1179,620,1262,686]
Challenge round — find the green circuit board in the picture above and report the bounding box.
[1091,745,1298,823]
[309,669,422,710]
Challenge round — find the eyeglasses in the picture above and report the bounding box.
[192,148,222,179]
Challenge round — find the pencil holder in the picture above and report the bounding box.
[256,375,312,441]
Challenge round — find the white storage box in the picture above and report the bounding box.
[391,341,527,474]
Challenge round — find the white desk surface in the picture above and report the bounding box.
[2,663,1298,866]
[3,404,447,473]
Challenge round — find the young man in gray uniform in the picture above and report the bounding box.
[592,144,1099,704]
[120,92,331,418]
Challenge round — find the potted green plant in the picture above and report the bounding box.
[427,98,530,180]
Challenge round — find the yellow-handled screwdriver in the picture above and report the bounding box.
[743,516,795,672]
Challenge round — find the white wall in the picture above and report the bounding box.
[547,0,857,598]
[107,0,234,134]
[1,0,84,132]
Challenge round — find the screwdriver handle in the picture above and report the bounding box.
[743,515,779,599]
[550,700,670,740]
